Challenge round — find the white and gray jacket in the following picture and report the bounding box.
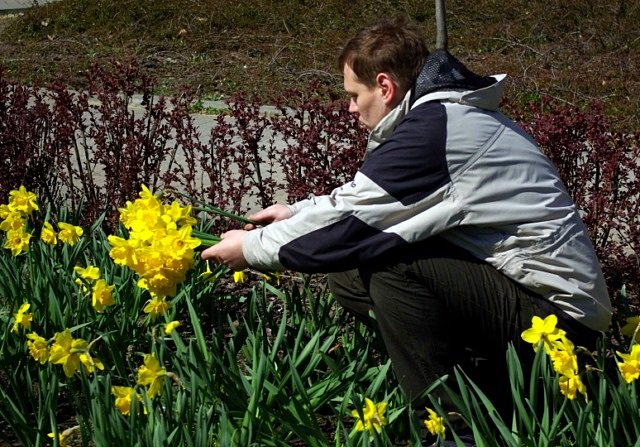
[243,53,612,332]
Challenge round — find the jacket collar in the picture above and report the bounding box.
[365,89,413,156]
[365,49,507,157]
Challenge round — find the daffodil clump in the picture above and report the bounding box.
[111,386,145,416]
[423,407,446,439]
[521,314,587,400]
[616,316,640,384]
[349,398,446,441]
[114,351,181,410]
[107,185,201,319]
[22,327,104,378]
[137,353,168,397]
[4,184,196,421]
[17,296,178,415]
[0,186,37,255]
[74,265,116,313]
[11,302,32,333]
[351,397,388,435]
[0,186,85,256]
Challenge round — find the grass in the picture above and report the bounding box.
[0,0,638,130]
[187,99,228,116]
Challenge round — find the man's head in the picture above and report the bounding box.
[338,16,428,130]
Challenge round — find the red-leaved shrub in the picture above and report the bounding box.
[1,61,638,317]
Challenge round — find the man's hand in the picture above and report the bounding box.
[200,230,249,271]
[244,204,292,230]
[201,204,291,270]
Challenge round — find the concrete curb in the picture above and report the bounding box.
[0,1,60,14]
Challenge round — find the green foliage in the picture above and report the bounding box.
[1,191,640,446]
[428,341,640,447]
[0,198,418,445]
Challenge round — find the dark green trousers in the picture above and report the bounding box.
[328,236,600,416]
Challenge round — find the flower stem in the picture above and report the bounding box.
[192,229,222,248]
[165,189,260,226]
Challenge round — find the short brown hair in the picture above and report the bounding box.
[338,16,429,96]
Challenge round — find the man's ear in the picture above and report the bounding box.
[375,73,398,105]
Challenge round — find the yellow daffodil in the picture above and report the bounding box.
[167,225,201,257]
[48,329,89,378]
[424,407,446,439]
[261,271,281,285]
[91,279,115,312]
[163,201,197,227]
[119,185,163,233]
[57,222,83,246]
[547,336,576,373]
[8,186,38,215]
[0,211,25,232]
[79,352,104,374]
[74,265,101,281]
[165,320,181,335]
[351,397,388,435]
[198,261,219,283]
[549,347,578,377]
[617,344,640,384]
[47,432,67,447]
[521,314,567,353]
[558,371,587,400]
[0,203,11,220]
[11,302,32,333]
[136,184,163,210]
[75,278,88,293]
[138,270,176,298]
[621,316,640,343]
[4,228,31,256]
[137,353,167,398]
[143,294,170,320]
[26,332,50,364]
[40,221,57,245]
[233,270,247,284]
[129,210,164,241]
[107,235,139,267]
[111,386,144,416]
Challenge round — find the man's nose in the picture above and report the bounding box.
[348,99,358,114]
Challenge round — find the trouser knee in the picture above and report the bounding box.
[328,270,373,320]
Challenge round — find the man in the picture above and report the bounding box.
[202,15,611,433]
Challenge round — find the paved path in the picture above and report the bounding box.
[0,0,58,13]
[85,94,291,213]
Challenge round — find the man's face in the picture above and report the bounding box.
[343,64,394,131]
